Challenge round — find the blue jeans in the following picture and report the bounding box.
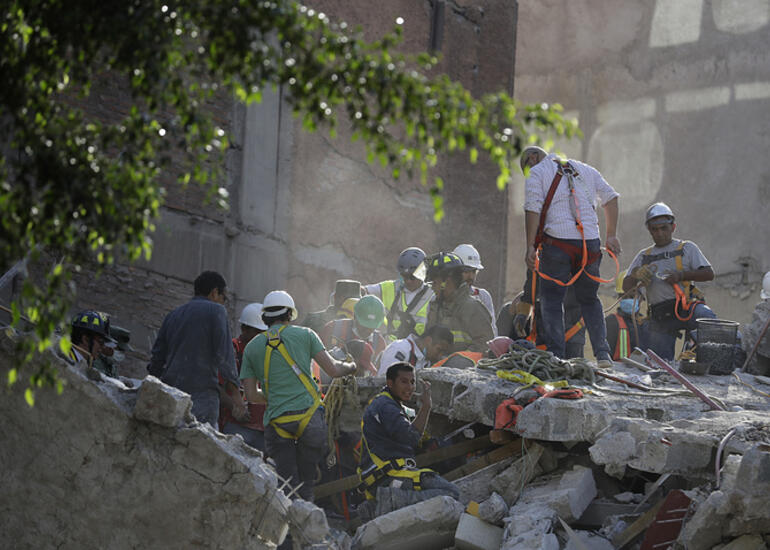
[539,237,610,359]
[190,389,220,428]
[222,422,265,452]
[647,303,716,360]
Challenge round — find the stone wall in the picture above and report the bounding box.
[507,0,770,324]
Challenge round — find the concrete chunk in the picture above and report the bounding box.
[564,530,615,550]
[734,445,770,497]
[477,492,508,525]
[454,513,504,550]
[133,375,191,427]
[352,496,463,550]
[721,534,768,550]
[288,499,330,544]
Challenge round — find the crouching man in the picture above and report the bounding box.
[358,362,459,519]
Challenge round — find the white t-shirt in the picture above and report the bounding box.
[377,333,426,375]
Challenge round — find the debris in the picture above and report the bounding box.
[647,349,727,410]
[476,492,508,525]
[613,491,638,504]
[638,489,691,550]
[720,534,768,550]
[489,442,544,505]
[454,512,504,550]
[351,496,464,550]
[445,439,526,481]
[133,375,192,427]
[612,498,664,549]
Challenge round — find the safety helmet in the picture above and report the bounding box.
[426,252,464,281]
[262,290,298,321]
[354,295,386,330]
[453,244,484,270]
[239,303,268,331]
[71,310,114,341]
[762,271,770,300]
[616,270,627,295]
[339,297,359,320]
[487,336,514,358]
[397,247,427,281]
[645,202,675,225]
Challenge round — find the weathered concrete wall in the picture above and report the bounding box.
[507,0,770,324]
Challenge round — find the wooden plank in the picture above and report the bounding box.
[489,429,516,445]
[577,501,651,527]
[444,439,525,482]
[612,499,664,549]
[314,434,495,500]
[415,434,495,467]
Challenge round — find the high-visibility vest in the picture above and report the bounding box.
[379,280,431,337]
[612,313,630,360]
[358,390,434,500]
[263,326,321,440]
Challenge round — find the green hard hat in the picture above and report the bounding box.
[354,295,386,330]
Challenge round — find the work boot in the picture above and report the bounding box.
[596,353,614,369]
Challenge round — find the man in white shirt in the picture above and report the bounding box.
[521,146,621,367]
[377,324,453,375]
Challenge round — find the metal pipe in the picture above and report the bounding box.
[646,350,726,411]
[715,427,738,489]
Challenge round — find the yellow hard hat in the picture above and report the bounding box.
[616,270,627,295]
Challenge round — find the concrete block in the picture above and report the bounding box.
[490,442,544,505]
[501,530,559,550]
[288,499,329,544]
[352,496,463,550]
[721,535,767,550]
[454,513,504,550]
[734,445,770,497]
[564,530,615,550]
[133,376,191,427]
[477,492,508,525]
[552,466,598,522]
[455,457,515,505]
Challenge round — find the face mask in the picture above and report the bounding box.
[619,298,639,316]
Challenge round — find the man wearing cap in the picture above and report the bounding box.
[218,303,268,450]
[521,146,620,367]
[623,203,716,360]
[149,270,247,428]
[240,290,356,501]
[319,295,388,376]
[364,247,434,341]
[453,244,497,335]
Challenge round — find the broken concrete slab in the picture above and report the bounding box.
[720,534,768,550]
[563,530,614,550]
[454,512,504,550]
[455,456,516,504]
[0,336,294,549]
[351,496,464,550]
[489,442,544,505]
[133,375,192,427]
[477,492,508,525]
[288,499,330,544]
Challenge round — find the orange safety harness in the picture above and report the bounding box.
[532,159,620,288]
[643,242,705,322]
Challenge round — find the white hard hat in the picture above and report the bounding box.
[239,303,267,331]
[453,244,484,270]
[645,202,675,225]
[762,271,770,300]
[262,290,298,321]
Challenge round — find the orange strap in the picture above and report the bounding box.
[673,283,704,322]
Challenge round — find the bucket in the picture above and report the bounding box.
[696,318,739,375]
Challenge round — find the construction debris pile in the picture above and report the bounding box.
[2,323,770,549]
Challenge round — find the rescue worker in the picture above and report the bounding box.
[453,243,497,334]
[301,279,362,334]
[425,252,495,353]
[240,290,356,501]
[364,247,434,341]
[521,146,620,367]
[69,310,118,375]
[623,203,716,360]
[219,303,267,451]
[319,295,388,377]
[148,271,247,428]
[358,362,459,519]
[377,324,454,375]
[605,273,648,360]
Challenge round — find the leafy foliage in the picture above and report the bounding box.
[0,0,577,400]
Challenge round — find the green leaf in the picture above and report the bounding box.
[24,388,35,407]
[469,148,478,164]
[7,368,17,386]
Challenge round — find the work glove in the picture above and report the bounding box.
[630,265,654,287]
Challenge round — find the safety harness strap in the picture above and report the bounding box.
[264,326,321,440]
[613,314,630,360]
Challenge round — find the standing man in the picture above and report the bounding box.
[623,203,716,360]
[148,271,246,427]
[521,146,621,367]
[364,247,434,341]
[219,302,268,451]
[240,290,356,501]
[425,252,495,353]
[453,243,497,334]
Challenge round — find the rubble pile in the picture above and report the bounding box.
[3,328,770,549]
[0,334,346,550]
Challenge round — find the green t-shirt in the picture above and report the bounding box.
[240,324,325,424]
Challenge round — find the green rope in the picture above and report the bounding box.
[477,344,596,384]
